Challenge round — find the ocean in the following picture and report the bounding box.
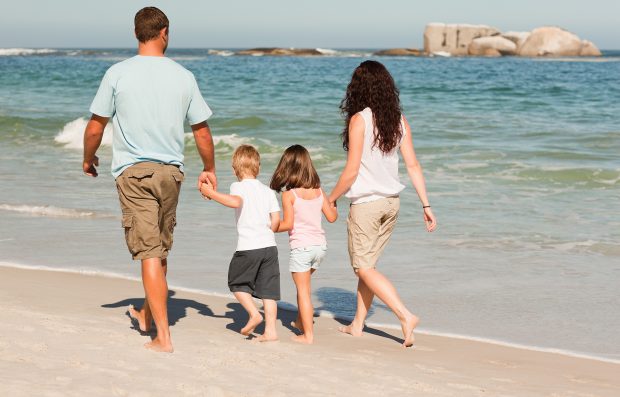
[1,48,618,362]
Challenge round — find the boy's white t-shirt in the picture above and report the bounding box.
[230,178,280,251]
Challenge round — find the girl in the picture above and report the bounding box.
[329,60,437,347]
[270,145,338,344]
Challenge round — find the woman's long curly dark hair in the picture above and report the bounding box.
[340,60,402,153]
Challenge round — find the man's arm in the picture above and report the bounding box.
[83,114,109,177]
[192,121,217,191]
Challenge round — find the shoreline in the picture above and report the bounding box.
[2,260,618,365]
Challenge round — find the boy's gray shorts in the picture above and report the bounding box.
[228,246,280,300]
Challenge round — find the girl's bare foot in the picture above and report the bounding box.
[291,334,313,344]
[144,338,173,353]
[257,330,279,342]
[401,314,419,348]
[240,314,263,336]
[128,305,151,333]
[338,321,363,337]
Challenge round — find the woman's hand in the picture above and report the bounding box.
[423,207,437,232]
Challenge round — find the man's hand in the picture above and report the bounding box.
[199,178,216,200]
[83,155,99,177]
[197,170,217,192]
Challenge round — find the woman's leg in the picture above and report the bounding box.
[357,267,419,347]
[339,274,374,336]
[291,270,314,344]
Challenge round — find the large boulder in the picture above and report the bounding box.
[518,27,584,56]
[469,36,517,56]
[424,23,501,56]
[580,40,602,56]
[501,31,531,50]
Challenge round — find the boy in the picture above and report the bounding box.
[200,144,281,341]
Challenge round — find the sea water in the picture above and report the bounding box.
[1,48,619,361]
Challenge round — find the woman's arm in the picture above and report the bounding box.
[200,181,242,208]
[321,190,338,223]
[400,116,437,232]
[276,190,295,232]
[328,114,365,204]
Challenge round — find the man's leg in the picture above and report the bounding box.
[128,258,167,333]
[142,257,173,352]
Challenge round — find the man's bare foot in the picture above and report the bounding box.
[144,338,173,353]
[257,330,279,342]
[241,314,263,336]
[338,321,363,337]
[128,305,151,333]
[401,314,420,348]
[291,334,313,344]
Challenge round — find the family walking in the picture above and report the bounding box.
[82,7,437,353]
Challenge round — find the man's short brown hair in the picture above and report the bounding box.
[134,7,169,43]
[232,145,260,178]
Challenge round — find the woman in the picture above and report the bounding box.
[329,60,437,347]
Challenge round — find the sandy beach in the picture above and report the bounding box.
[0,266,617,397]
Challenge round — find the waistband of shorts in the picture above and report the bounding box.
[130,161,181,169]
[350,194,399,206]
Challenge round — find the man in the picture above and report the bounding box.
[82,7,216,353]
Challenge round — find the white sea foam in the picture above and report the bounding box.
[316,48,338,56]
[2,260,618,364]
[208,49,234,57]
[0,204,115,219]
[0,48,58,56]
[55,117,113,149]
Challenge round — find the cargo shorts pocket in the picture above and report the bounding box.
[171,169,185,183]
[124,168,155,180]
[162,215,176,250]
[122,213,137,255]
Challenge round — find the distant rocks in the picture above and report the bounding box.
[424,23,601,57]
[372,48,423,56]
[235,48,323,56]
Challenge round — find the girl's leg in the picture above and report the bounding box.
[291,270,314,344]
[258,299,278,342]
[339,273,374,336]
[233,291,263,336]
[356,268,419,347]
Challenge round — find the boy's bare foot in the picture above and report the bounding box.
[144,338,173,353]
[128,305,152,333]
[401,314,420,348]
[257,332,279,343]
[241,314,263,336]
[291,334,313,344]
[338,321,363,337]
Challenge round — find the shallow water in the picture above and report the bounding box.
[1,48,619,361]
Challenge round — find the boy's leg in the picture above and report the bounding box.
[233,291,263,335]
[258,299,278,342]
[291,270,314,344]
[141,257,173,352]
[129,258,167,333]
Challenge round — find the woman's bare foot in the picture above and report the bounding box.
[144,338,173,353]
[240,314,263,336]
[338,321,364,337]
[292,316,303,333]
[257,332,279,343]
[291,334,313,344]
[401,314,420,348]
[128,305,152,333]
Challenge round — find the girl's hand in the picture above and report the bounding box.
[423,207,437,232]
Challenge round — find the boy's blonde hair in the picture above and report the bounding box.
[232,144,260,177]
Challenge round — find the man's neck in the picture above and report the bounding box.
[137,42,165,57]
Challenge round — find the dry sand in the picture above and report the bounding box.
[0,266,618,397]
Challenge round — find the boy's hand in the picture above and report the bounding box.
[200,180,215,200]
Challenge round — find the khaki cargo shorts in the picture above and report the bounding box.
[347,196,400,270]
[115,162,184,260]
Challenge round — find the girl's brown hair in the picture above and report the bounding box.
[270,145,320,192]
[340,60,403,154]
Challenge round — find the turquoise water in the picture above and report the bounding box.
[1,48,619,361]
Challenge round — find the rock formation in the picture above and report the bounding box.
[518,27,584,56]
[468,36,517,56]
[424,23,501,56]
[373,48,423,56]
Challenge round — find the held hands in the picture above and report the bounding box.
[83,155,99,177]
[423,207,437,232]
[199,178,216,200]
[197,170,217,200]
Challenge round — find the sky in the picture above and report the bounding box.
[1,0,618,49]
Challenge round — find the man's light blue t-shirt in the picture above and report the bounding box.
[90,55,212,178]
